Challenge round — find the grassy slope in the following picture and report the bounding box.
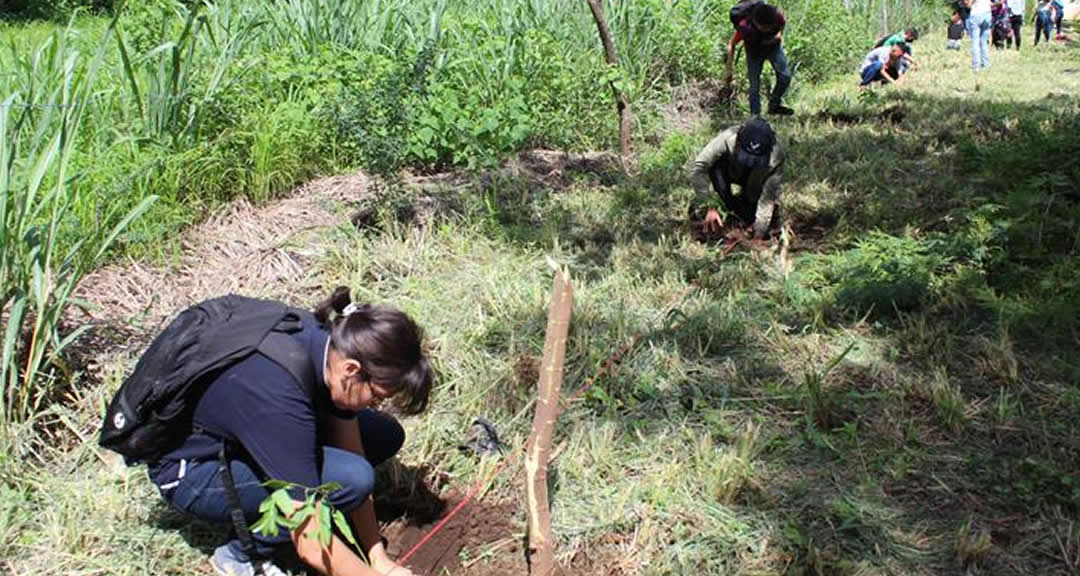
[3,37,1080,576]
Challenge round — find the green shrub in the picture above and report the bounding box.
[787,231,946,321]
[954,113,1080,347]
[782,0,868,83]
[324,51,412,176]
[408,75,532,170]
[638,131,698,192]
[830,231,945,317]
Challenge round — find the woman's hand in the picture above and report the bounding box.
[370,547,416,576]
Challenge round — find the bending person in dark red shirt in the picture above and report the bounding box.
[725,1,795,117]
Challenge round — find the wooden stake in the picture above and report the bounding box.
[586,0,632,159]
[525,269,574,576]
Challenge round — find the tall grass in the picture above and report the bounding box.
[0,17,154,428]
[115,1,258,146]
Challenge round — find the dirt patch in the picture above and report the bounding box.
[814,103,906,127]
[373,458,628,576]
[384,497,525,576]
[660,80,719,136]
[814,108,863,125]
[881,103,907,125]
[500,149,622,188]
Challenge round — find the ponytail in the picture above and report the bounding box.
[314,286,352,325]
[313,286,433,415]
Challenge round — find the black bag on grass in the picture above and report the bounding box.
[99,294,315,464]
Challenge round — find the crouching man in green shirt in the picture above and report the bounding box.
[689,116,784,240]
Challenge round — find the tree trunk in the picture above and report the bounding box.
[525,270,574,576]
[586,0,632,158]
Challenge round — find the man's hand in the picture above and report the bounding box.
[748,226,773,249]
[703,208,724,235]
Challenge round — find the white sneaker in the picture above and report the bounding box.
[210,545,289,576]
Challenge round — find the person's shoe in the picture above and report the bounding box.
[768,104,795,116]
[211,545,289,576]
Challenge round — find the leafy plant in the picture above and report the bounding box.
[253,480,359,550]
[408,75,533,170]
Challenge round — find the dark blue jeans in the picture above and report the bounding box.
[860,61,886,86]
[162,410,404,562]
[746,44,792,115]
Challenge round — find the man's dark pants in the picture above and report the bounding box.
[746,44,792,115]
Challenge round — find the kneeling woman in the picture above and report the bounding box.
[149,287,432,576]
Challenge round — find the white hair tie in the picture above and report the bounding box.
[342,303,362,317]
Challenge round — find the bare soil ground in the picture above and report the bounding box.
[384,498,524,576]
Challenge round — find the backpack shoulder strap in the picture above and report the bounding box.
[258,331,317,400]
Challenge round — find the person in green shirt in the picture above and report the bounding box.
[878,27,921,72]
[689,117,784,240]
[882,27,920,47]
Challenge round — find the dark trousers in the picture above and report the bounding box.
[709,164,758,225]
[1008,15,1023,48]
[745,45,792,115]
[1035,14,1052,43]
[162,410,404,562]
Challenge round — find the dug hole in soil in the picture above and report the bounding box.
[382,496,524,576]
[372,482,522,576]
[373,462,613,576]
[372,461,525,576]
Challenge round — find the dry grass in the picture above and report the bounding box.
[73,173,372,328]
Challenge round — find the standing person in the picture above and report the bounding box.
[724,1,795,117]
[948,12,966,48]
[138,289,433,576]
[967,0,994,72]
[1034,0,1054,44]
[1051,0,1065,37]
[858,44,909,88]
[1007,0,1027,48]
[689,117,784,240]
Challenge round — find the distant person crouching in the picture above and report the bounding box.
[948,12,966,48]
[858,43,909,89]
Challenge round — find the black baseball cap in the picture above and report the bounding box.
[736,117,775,169]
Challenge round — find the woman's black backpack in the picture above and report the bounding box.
[98,294,315,464]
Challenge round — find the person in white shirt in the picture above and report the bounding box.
[858,44,908,88]
[1006,0,1027,49]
